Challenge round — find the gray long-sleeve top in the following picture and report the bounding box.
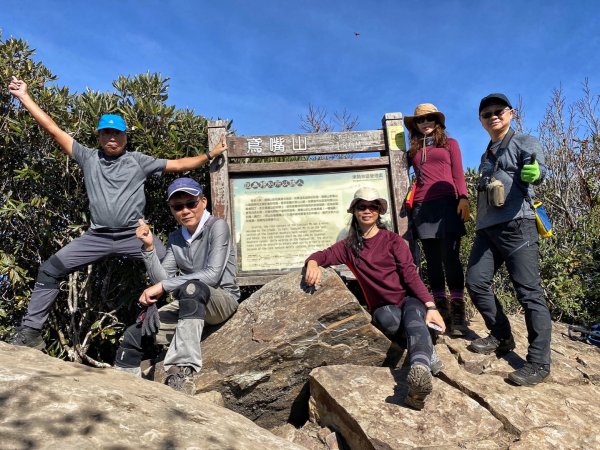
[476,129,547,230]
[142,217,240,302]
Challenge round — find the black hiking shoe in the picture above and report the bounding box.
[10,325,45,350]
[507,362,550,386]
[405,363,433,410]
[449,299,468,337]
[467,334,515,355]
[165,366,197,394]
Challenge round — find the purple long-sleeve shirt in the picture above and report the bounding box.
[410,137,468,203]
[306,229,433,311]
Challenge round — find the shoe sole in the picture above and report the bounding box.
[165,368,197,395]
[405,365,432,410]
[166,376,196,395]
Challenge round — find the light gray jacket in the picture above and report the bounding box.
[142,216,240,302]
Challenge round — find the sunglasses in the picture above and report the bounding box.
[480,107,511,120]
[169,200,200,212]
[415,114,437,124]
[355,202,380,212]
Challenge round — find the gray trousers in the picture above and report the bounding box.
[158,286,238,372]
[466,218,552,365]
[23,228,166,329]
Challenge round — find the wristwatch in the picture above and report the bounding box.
[426,305,438,311]
[205,149,213,162]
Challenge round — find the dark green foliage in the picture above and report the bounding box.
[0,35,212,365]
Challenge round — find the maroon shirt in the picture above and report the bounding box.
[410,137,468,203]
[306,229,433,311]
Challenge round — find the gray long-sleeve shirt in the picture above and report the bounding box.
[142,216,240,302]
[476,129,547,230]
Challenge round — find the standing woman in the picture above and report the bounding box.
[404,104,470,336]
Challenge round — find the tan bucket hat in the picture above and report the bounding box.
[347,187,388,215]
[404,103,446,133]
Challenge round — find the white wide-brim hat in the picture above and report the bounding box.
[347,186,388,215]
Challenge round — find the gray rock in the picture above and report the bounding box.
[309,362,507,449]
[270,422,330,449]
[159,269,391,428]
[4,270,600,450]
[0,343,306,449]
[308,314,600,450]
[443,315,600,449]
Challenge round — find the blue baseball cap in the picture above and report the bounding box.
[167,178,203,200]
[97,114,127,131]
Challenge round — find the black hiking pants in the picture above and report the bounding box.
[466,218,551,365]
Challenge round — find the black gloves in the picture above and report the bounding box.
[137,303,160,336]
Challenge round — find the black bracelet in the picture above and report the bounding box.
[205,149,213,162]
[426,305,437,311]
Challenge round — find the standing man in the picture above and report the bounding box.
[114,178,240,391]
[466,93,552,386]
[8,77,226,350]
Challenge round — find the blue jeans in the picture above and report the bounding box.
[466,219,551,365]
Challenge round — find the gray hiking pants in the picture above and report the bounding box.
[465,218,552,365]
[23,228,166,330]
[157,286,239,372]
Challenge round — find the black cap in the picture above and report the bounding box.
[479,93,513,113]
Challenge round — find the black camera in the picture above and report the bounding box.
[477,176,491,192]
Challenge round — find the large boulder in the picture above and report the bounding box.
[155,269,391,429]
[0,343,306,449]
[309,363,508,449]
[307,315,600,449]
[442,315,600,448]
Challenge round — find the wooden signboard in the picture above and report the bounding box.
[207,113,410,286]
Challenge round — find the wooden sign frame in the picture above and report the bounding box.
[207,113,409,286]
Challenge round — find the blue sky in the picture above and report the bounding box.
[2,0,599,169]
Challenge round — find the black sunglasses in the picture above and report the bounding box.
[415,114,437,124]
[169,200,200,212]
[355,202,380,212]
[480,107,510,120]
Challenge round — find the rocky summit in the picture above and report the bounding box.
[1,269,599,449]
[308,314,600,449]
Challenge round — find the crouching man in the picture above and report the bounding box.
[114,178,240,391]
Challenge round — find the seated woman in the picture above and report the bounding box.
[304,187,446,410]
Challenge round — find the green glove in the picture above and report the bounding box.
[521,160,540,183]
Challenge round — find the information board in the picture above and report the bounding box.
[207,112,409,285]
[232,169,393,272]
